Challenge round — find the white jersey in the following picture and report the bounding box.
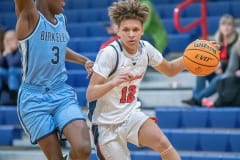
[89,40,163,125]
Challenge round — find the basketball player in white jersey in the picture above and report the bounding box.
[87,0,184,160]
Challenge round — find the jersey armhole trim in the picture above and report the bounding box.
[116,39,123,51]
[62,14,68,30]
[141,41,149,65]
[108,45,119,77]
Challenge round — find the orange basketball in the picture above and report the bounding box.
[183,39,220,76]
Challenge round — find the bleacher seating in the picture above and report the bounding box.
[181,109,208,128]
[0,107,20,126]
[156,107,240,128]
[208,109,239,128]
[65,0,87,9]
[0,107,22,146]
[169,129,200,150]
[89,0,109,8]
[199,131,229,151]
[155,108,240,153]
[0,13,17,29]
[67,23,89,38]
[0,126,15,146]
[68,37,108,53]
[67,70,89,87]
[182,3,201,18]
[207,2,231,17]
[207,16,221,35]
[229,132,240,152]
[0,2,15,13]
[230,2,240,17]
[156,108,181,128]
[165,34,191,53]
[76,87,88,107]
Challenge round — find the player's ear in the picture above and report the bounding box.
[141,26,144,36]
[140,25,144,36]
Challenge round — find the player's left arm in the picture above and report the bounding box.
[146,41,185,77]
[153,57,185,77]
[66,48,94,77]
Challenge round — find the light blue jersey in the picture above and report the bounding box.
[18,12,69,86]
[17,12,85,144]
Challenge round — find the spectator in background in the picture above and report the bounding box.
[140,0,168,53]
[223,44,240,78]
[182,14,240,106]
[0,27,9,105]
[3,30,22,105]
[100,22,119,49]
[202,41,240,107]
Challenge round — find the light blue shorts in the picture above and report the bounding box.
[17,82,85,144]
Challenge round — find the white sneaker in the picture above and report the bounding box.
[63,154,68,160]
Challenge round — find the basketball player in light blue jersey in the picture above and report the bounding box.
[14,0,93,159]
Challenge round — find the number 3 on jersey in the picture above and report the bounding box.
[120,85,136,103]
[51,46,59,64]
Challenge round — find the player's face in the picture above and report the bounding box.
[117,19,144,54]
[48,0,65,14]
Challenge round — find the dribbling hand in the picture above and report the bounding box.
[85,60,94,78]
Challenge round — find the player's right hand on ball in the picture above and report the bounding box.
[209,41,220,50]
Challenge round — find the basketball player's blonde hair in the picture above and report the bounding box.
[108,0,149,26]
